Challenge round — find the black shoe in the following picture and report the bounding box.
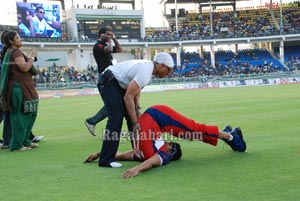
[224,127,246,152]
[223,125,232,133]
[85,120,96,136]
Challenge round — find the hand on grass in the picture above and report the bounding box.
[121,168,139,179]
[83,152,100,163]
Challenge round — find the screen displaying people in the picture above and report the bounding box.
[16,2,61,38]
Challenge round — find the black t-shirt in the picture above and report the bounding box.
[93,40,116,73]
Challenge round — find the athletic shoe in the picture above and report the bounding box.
[223,125,232,133]
[109,162,123,168]
[32,136,45,143]
[224,127,246,152]
[1,143,9,149]
[85,121,96,136]
[99,161,123,168]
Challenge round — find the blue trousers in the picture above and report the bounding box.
[86,74,108,125]
[97,73,132,167]
[86,105,108,125]
[1,112,12,146]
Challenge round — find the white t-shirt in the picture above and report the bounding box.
[107,60,154,89]
[32,16,53,35]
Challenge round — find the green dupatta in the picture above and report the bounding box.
[0,48,38,113]
[0,48,15,111]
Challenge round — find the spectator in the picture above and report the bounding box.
[0,30,44,149]
[44,5,61,37]
[0,30,39,151]
[32,6,54,37]
[17,7,34,37]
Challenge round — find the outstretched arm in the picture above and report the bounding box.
[121,154,161,179]
[83,151,134,163]
[115,150,134,161]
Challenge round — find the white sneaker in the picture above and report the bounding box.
[85,121,96,136]
[32,136,45,142]
[109,162,123,168]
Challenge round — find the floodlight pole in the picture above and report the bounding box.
[280,0,283,34]
[175,0,178,34]
[175,0,179,67]
[210,0,213,37]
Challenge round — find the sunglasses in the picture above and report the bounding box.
[38,11,45,14]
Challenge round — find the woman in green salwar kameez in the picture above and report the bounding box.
[0,30,39,151]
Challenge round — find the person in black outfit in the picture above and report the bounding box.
[84,26,122,136]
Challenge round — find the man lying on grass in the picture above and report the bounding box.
[84,105,246,178]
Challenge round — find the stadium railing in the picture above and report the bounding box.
[35,71,299,90]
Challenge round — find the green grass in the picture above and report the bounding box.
[1,84,300,201]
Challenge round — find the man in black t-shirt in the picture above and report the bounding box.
[85,26,122,136]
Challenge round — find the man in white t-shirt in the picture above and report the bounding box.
[32,7,54,37]
[96,52,174,168]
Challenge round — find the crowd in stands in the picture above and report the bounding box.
[34,65,98,86]
[168,48,299,78]
[145,3,300,42]
[33,47,300,88]
[274,46,300,71]
[2,4,300,43]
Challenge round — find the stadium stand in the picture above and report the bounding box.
[1,1,300,90]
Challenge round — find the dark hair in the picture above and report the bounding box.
[17,7,30,27]
[0,31,9,61]
[36,6,44,12]
[0,30,17,61]
[98,26,112,37]
[170,142,182,161]
[1,30,9,44]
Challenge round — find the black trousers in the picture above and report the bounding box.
[97,72,132,167]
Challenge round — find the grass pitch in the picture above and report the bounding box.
[0,84,300,201]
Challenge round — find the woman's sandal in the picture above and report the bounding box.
[18,146,31,151]
[30,143,38,148]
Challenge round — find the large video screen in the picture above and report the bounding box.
[16,2,61,38]
[78,19,141,40]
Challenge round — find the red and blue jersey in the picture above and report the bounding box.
[133,105,219,166]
